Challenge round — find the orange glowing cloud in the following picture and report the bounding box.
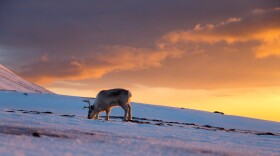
[160,18,244,44]
[160,7,280,58]
[22,45,183,84]
[254,30,280,58]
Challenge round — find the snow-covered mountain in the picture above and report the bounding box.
[0,64,52,94]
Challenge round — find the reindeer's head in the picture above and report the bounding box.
[83,99,95,119]
[88,105,97,119]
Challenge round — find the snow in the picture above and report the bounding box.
[0,64,52,94]
[0,91,280,156]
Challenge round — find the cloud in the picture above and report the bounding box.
[1,1,279,89]
[21,45,183,84]
[19,6,280,85]
[252,7,280,15]
[1,0,275,59]
[40,54,49,62]
[159,7,280,58]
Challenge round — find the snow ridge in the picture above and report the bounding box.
[0,64,52,94]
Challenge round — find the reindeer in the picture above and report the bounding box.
[83,88,132,121]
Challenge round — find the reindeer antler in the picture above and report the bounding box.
[83,98,91,109]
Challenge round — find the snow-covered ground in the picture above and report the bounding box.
[0,91,280,156]
[0,64,52,94]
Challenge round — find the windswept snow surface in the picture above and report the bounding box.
[0,91,280,156]
[0,64,52,94]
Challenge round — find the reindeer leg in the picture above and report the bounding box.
[105,109,111,121]
[128,104,132,121]
[124,109,128,121]
[121,105,129,121]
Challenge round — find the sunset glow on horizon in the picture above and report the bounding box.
[1,1,279,122]
[48,86,280,122]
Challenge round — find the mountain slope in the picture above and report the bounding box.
[0,64,52,94]
[0,91,280,156]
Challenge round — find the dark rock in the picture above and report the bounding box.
[60,115,75,117]
[215,127,225,131]
[32,132,41,137]
[151,119,163,122]
[183,123,196,126]
[213,111,224,115]
[203,125,212,128]
[256,132,275,136]
[41,111,53,114]
[155,123,164,126]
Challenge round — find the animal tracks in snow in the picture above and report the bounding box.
[2,109,279,137]
[4,109,75,118]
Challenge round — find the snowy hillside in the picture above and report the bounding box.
[0,64,52,94]
[0,91,280,156]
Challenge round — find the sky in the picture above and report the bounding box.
[1,0,280,122]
